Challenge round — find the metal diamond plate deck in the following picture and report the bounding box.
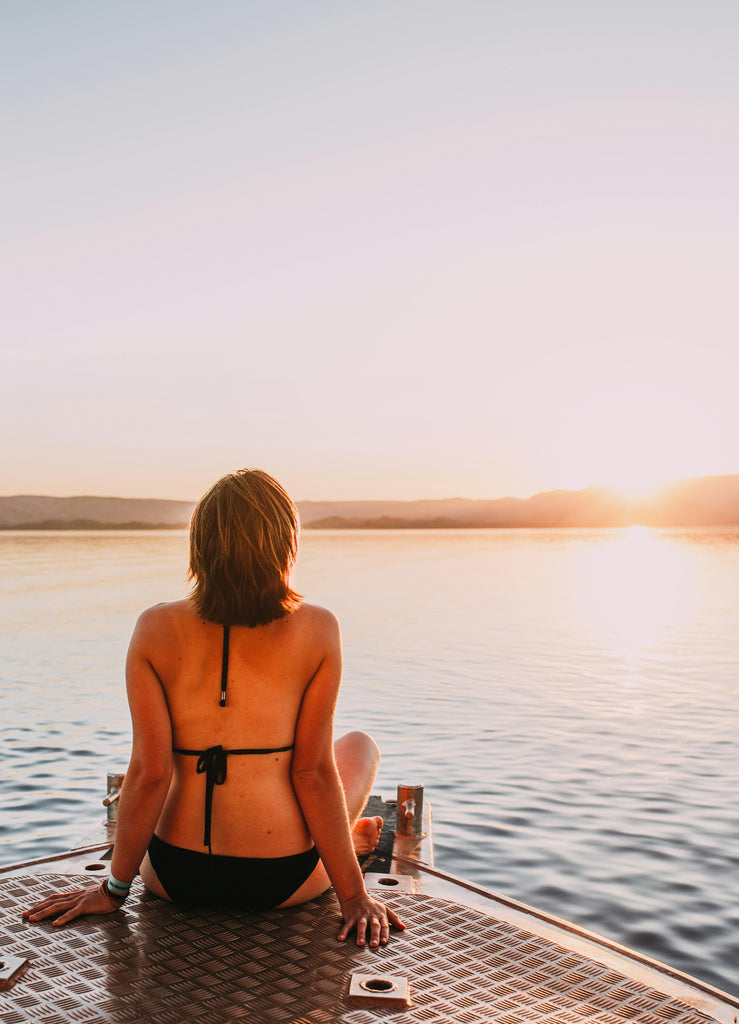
[1,874,717,1024]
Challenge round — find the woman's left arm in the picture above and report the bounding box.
[23,609,173,926]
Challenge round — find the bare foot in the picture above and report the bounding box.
[352,815,383,856]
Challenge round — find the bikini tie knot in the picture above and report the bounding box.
[196,745,228,850]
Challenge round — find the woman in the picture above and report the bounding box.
[23,469,404,948]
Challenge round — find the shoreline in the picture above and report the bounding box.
[2,520,739,531]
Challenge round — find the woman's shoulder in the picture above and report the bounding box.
[287,602,341,650]
[131,599,195,641]
[292,601,339,631]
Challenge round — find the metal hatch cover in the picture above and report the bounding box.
[1,873,717,1024]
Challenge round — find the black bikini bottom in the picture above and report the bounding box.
[147,833,321,911]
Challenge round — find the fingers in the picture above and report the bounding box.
[368,915,387,948]
[352,914,375,948]
[21,885,119,927]
[51,905,85,927]
[351,914,374,947]
[25,898,81,924]
[386,907,406,931]
[26,904,73,923]
[337,900,405,947]
[22,889,86,921]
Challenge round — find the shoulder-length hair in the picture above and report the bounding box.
[188,469,302,627]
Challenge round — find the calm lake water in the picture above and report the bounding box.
[1,527,737,997]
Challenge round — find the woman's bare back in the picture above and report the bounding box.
[140,599,335,860]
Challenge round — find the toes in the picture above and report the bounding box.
[352,816,385,855]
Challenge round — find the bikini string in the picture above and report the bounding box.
[196,745,228,853]
[219,624,230,707]
[195,626,229,853]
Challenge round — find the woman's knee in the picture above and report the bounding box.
[334,731,380,820]
[335,730,380,767]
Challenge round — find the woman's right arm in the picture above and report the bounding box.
[290,609,403,946]
[109,608,173,882]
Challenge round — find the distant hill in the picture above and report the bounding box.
[300,488,635,528]
[0,495,195,529]
[0,475,738,529]
[640,474,739,527]
[301,475,739,528]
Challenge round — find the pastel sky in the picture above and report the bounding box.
[3,1,737,501]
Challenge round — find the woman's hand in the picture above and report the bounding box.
[21,883,123,927]
[337,892,405,947]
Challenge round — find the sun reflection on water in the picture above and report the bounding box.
[578,527,693,666]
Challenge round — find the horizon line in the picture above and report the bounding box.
[1,471,738,506]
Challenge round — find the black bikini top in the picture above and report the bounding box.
[172,625,294,852]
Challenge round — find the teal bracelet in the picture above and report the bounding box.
[106,872,131,898]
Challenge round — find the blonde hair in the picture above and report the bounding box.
[188,469,302,627]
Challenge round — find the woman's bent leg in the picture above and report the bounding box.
[333,730,380,826]
[334,731,383,855]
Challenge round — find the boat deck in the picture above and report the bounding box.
[1,796,737,1024]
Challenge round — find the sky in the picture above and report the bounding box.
[2,1,738,502]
